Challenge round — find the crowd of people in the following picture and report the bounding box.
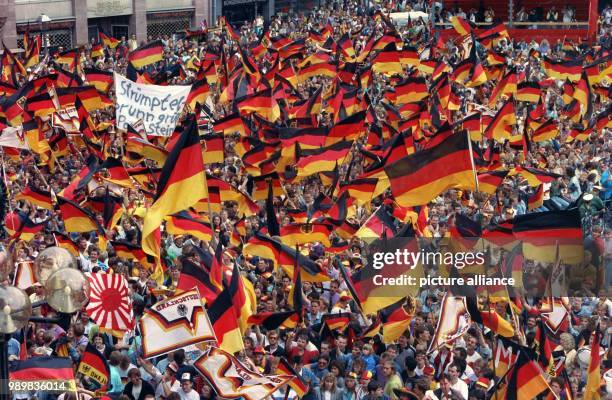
[1,1,611,400]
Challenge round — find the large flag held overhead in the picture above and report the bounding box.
[141,115,208,261]
[206,275,245,354]
[383,132,476,207]
[194,347,293,400]
[139,288,216,358]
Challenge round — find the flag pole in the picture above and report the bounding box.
[0,150,16,233]
[487,352,518,400]
[466,130,479,193]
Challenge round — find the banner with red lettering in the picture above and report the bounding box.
[139,288,216,358]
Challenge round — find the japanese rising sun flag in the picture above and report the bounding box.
[86,273,134,336]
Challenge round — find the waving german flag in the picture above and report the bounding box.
[57,196,100,233]
[296,140,352,178]
[542,57,581,81]
[388,76,428,105]
[207,279,244,355]
[99,157,133,188]
[512,166,562,187]
[513,208,583,265]
[247,311,299,330]
[466,296,514,338]
[527,184,544,211]
[503,351,551,400]
[237,89,281,122]
[322,312,351,331]
[489,69,517,107]
[213,112,247,136]
[99,32,119,49]
[84,68,113,93]
[110,241,147,263]
[280,223,332,247]
[530,119,558,142]
[248,172,283,201]
[10,356,76,385]
[129,40,164,69]
[339,178,378,205]
[15,186,53,210]
[458,112,482,140]
[165,211,213,243]
[54,231,79,256]
[384,133,476,207]
[77,343,110,389]
[573,71,593,119]
[176,258,220,304]
[516,81,541,103]
[450,16,474,36]
[484,97,516,141]
[243,232,329,282]
[12,216,46,242]
[59,154,99,200]
[355,206,397,239]
[372,43,403,75]
[202,133,224,164]
[86,189,123,230]
[584,326,602,400]
[380,298,412,343]
[276,358,308,398]
[141,116,207,260]
[585,56,612,86]
[26,92,56,117]
[187,76,210,109]
[477,170,509,195]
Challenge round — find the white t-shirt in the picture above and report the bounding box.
[466,350,482,365]
[155,379,181,399]
[176,388,199,400]
[451,379,469,400]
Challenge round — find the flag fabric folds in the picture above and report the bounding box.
[129,40,164,69]
[9,356,77,388]
[139,288,216,358]
[141,116,207,261]
[512,208,584,264]
[85,272,135,335]
[77,343,111,389]
[384,133,476,207]
[194,347,292,400]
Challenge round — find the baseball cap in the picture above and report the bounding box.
[167,362,178,373]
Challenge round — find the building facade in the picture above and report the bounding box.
[0,0,212,50]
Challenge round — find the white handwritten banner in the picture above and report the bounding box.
[114,72,191,136]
